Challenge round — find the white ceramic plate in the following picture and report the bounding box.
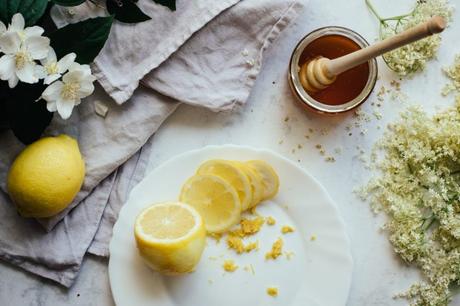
[109,145,353,306]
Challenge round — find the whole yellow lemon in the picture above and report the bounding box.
[7,135,85,218]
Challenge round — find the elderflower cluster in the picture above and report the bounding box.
[362,99,460,305]
[0,13,96,119]
[442,54,460,97]
[381,0,453,76]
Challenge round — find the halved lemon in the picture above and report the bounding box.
[246,160,280,200]
[180,174,241,233]
[232,161,264,209]
[196,160,252,211]
[134,202,206,274]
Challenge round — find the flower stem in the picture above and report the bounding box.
[420,215,436,232]
[365,0,391,40]
[365,0,419,39]
[381,14,412,22]
[365,0,384,23]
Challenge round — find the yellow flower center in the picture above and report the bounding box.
[46,63,59,75]
[15,51,30,70]
[61,82,81,101]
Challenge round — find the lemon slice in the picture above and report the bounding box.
[232,161,264,209]
[196,160,252,211]
[246,160,280,200]
[180,174,241,233]
[134,202,206,274]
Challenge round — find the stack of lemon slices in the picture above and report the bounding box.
[180,160,279,233]
[134,159,279,274]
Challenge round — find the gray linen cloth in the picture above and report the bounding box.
[0,0,304,286]
[53,0,242,105]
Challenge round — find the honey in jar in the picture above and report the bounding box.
[289,27,378,114]
[299,34,370,105]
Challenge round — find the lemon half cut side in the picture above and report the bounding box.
[134,202,206,274]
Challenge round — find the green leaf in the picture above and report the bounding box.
[49,16,114,64]
[0,0,48,26]
[0,81,53,145]
[0,2,8,25]
[107,0,151,23]
[51,0,86,7]
[153,0,175,11]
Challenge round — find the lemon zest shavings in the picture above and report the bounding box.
[226,235,259,254]
[281,225,295,234]
[266,216,276,225]
[222,260,238,272]
[265,237,283,260]
[266,287,279,297]
[230,216,265,237]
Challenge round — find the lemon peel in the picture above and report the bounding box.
[7,135,85,218]
[265,238,283,260]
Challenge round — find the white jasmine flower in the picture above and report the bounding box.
[42,63,96,119]
[0,31,50,88]
[37,49,76,84]
[7,13,45,42]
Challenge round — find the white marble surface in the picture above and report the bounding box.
[1,0,460,305]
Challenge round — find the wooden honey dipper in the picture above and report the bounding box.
[300,16,446,93]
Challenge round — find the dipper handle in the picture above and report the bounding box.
[324,16,446,77]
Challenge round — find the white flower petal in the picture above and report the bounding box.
[0,22,6,34]
[44,74,61,85]
[0,32,21,54]
[34,65,47,79]
[25,36,50,60]
[23,26,44,39]
[16,62,38,84]
[78,81,95,98]
[42,81,63,102]
[62,70,84,83]
[57,53,76,73]
[68,62,91,76]
[9,14,25,32]
[56,98,76,120]
[78,64,92,76]
[47,48,57,63]
[45,100,57,112]
[0,54,15,80]
[68,62,80,71]
[88,74,97,82]
[8,74,18,88]
[40,49,54,65]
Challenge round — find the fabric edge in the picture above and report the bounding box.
[0,249,80,288]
